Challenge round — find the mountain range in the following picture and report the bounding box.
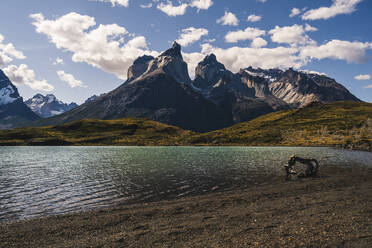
[25,94,78,118]
[0,42,360,131]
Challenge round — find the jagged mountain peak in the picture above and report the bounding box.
[25,94,78,118]
[136,41,191,84]
[194,53,230,90]
[160,41,182,59]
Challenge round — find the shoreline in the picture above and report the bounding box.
[1,165,372,247]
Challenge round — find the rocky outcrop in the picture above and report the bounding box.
[0,70,40,129]
[140,42,191,84]
[25,94,78,118]
[126,55,154,82]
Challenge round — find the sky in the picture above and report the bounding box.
[1,0,372,104]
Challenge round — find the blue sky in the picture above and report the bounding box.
[1,0,372,104]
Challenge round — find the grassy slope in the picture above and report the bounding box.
[0,118,193,146]
[187,101,372,150]
[0,101,371,149]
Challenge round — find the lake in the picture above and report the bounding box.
[1,146,371,222]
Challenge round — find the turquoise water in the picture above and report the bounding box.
[0,146,371,222]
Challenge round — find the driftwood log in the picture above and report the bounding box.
[285,155,319,179]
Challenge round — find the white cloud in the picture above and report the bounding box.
[157,2,188,16]
[184,36,372,77]
[354,74,371,80]
[364,84,372,89]
[257,0,266,3]
[0,33,26,67]
[53,57,64,65]
[300,69,327,76]
[140,3,152,8]
[300,40,372,63]
[57,70,86,88]
[225,27,265,43]
[94,0,129,7]
[200,43,303,72]
[302,0,363,20]
[247,14,262,22]
[269,24,316,46]
[176,27,208,47]
[251,37,268,48]
[30,12,158,80]
[182,51,205,78]
[217,11,239,26]
[190,0,213,11]
[289,8,301,17]
[304,23,318,32]
[3,64,54,91]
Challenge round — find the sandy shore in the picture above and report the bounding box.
[1,165,372,248]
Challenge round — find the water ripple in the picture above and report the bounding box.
[0,146,371,222]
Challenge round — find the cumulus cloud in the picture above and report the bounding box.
[269,24,316,46]
[300,40,372,63]
[247,14,262,22]
[182,51,205,78]
[183,36,372,77]
[217,11,239,26]
[30,12,158,80]
[94,0,129,7]
[53,57,64,65]
[3,64,54,91]
[140,3,152,8]
[157,2,188,16]
[354,74,371,80]
[302,0,363,20]
[176,27,208,47]
[251,37,268,48]
[200,43,303,72]
[57,70,86,88]
[289,8,301,17]
[304,23,318,32]
[190,0,213,11]
[0,33,26,67]
[225,27,265,43]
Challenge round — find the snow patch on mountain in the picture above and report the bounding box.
[0,85,19,105]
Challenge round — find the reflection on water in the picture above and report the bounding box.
[0,146,371,222]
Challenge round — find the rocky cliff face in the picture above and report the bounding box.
[25,94,78,118]
[126,55,154,82]
[140,42,191,84]
[0,69,40,129]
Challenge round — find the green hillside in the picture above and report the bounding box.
[0,101,371,150]
[187,101,372,150]
[0,118,193,146]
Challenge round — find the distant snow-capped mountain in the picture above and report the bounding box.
[25,94,78,118]
[0,69,40,129]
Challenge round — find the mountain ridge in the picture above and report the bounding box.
[1,42,361,131]
[25,94,78,118]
